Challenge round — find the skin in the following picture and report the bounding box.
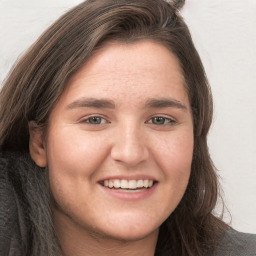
[29,40,194,256]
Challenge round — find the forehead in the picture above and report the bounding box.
[73,40,183,80]
[60,40,189,108]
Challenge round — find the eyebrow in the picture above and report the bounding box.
[145,98,187,110]
[67,98,116,110]
[66,97,187,110]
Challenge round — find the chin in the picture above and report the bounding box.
[98,225,159,242]
[91,214,161,242]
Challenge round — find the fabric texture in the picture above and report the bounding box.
[0,152,61,256]
[0,152,256,256]
[214,229,256,256]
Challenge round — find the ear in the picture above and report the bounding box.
[28,121,47,167]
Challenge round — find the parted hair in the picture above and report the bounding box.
[0,0,227,255]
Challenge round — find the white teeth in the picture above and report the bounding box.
[102,179,154,190]
[137,180,144,188]
[108,180,114,188]
[128,180,137,189]
[114,180,120,188]
[121,179,128,188]
[143,180,149,187]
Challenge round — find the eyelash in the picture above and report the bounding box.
[146,116,176,126]
[80,115,176,126]
[80,116,109,125]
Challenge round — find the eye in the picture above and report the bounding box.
[81,116,109,125]
[148,116,176,126]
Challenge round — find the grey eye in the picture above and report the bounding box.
[152,117,166,125]
[87,116,105,124]
[150,116,175,125]
[148,116,176,126]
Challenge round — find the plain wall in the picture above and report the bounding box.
[0,0,255,233]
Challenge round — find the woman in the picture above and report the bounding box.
[0,0,255,255]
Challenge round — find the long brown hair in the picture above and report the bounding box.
[0,0,227,255]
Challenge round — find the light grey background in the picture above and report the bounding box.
[1,0,256,233]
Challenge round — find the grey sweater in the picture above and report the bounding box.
[215,229,256,256]
[1,152,256,256]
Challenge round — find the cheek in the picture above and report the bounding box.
[45,129,104,206]
[45,127,110,203]
[46,127,109,175]
[151,130,193,201]
[152,130,194,173]
[148,131,193,217]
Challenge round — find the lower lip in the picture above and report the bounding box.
[99,183,158,201]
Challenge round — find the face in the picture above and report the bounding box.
[30,40,194,242]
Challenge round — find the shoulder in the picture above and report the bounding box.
[0,152,29,255]
[0,151,59,255]
[215,228,256,256]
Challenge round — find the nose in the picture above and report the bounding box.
[110,125,149,167]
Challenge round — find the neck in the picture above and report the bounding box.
[53,208,159,256]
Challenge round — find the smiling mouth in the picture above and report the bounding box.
[100,179,156,191]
